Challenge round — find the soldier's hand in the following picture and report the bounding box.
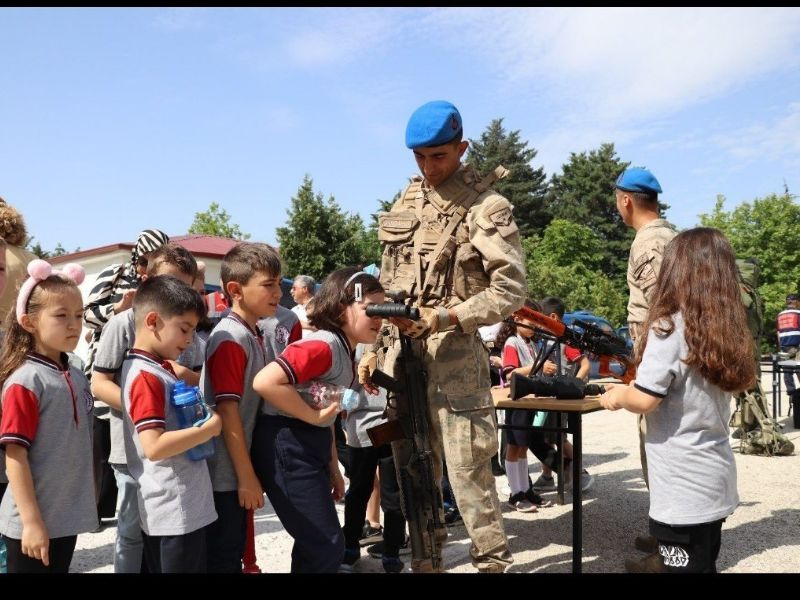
[400,307,440,339]
[357,350,379,395]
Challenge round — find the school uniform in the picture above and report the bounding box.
[250,328,353,573]
[0,353,98,573]
[120,349,217,573]
[93,309,205,573]
[201,312,267,573]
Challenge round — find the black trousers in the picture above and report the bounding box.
[3,534,77,573]
[649,518,724,573]
[342,444,406,557]
[205,491,247,573]
[504,408,562,470]
[142,527,207,573]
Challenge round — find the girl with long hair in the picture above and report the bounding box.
[600,227,756,573]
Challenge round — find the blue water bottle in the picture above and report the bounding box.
[171,380,216,461]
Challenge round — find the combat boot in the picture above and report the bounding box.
[476,562,506,573]
[411,558,444,573]
[624,552,666,573]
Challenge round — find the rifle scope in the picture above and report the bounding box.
[366,303,420,320]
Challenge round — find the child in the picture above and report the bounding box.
[497,299,554,512]
[530,296,594,493]
[119,275,221,573]
[0,237,8,572]
[0,260,97,573]
[339,341,408,573]
[90,243,202,573]
[202,242,283,573]
[600,227,756,573]
[251,267,384,573]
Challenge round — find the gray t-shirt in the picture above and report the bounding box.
[121,350,217,536]
[0,354,98,538]
[343,344,388,448]
[635,312,739,526]
[93,309,206,465]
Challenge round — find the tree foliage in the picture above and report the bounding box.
[466,118,549,239]
[523,219,628,326]
[26,237,77,259]
[544,143,632,279]
[276,176,379,280]
[700,192,800,350]
[188,202,250,240]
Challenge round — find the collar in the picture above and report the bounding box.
[331,327,354,358]
[127,348,176,376]
[227,311,263,339]
[27,352,70,372]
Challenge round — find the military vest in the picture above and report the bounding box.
[378,165,507,307]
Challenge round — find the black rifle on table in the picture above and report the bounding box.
[364,301,443,571]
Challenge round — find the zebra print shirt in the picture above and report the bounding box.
[82,261,139,380]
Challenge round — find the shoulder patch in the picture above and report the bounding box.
[481,202,518,238]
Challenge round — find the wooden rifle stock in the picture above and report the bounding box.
[366,419,406,447]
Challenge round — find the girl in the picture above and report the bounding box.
[0,260,98,573]
[497,299,554,512]
[600,227,756,573]
[251,267,385,573]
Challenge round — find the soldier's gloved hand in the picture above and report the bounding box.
[357,351,377,385]
[403,307,441,339]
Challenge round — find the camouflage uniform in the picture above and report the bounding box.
[626,218,677,486]
[377,164,526,572]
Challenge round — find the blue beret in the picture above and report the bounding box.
[405,100,463,149]
[615,167,663,194]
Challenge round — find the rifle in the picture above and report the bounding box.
[363,302,444,571]
[512,305,635,384]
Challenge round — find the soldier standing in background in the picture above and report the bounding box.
[614,167,678,572]
[360,100,526,573]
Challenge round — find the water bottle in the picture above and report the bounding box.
[0,537,6,573]
[295,381,359,412]
[171,380,216,461]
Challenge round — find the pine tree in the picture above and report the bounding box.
[466,118,549,238]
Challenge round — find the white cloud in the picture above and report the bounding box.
[711,102,800,167]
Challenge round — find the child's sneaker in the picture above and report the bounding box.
[524,487,553,508]
[359,521,383,546]
[532,474,555,491]
[382,556,405,573]
[367,535,411,558]
[338,547,360,573]
[508,491,538,513]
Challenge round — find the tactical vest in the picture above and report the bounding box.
[378,165,508,307]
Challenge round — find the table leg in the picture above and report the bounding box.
[571,412,582,574]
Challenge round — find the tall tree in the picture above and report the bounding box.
[524,219,628,327]
[466,119,549,238]
[26,237,78,259]
[544,143,631,278]
[188,202,250,240]
[276,176,378,280]
[700,192,800,350]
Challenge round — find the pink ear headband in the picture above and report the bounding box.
[16,259,86,325]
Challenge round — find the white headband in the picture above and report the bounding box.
[344,271,367,290]
[16,259,86,325]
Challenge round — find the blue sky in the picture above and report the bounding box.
[3,7,800,253]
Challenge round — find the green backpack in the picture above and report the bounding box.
[736,258,765,342]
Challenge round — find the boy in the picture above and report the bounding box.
[202,242,283,573]
[91,243,203,573]
[120,275,221,573]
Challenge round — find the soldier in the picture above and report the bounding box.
[360,100,526,573]
[614,166,678,572]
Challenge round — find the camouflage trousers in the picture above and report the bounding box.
[392,397,513,572]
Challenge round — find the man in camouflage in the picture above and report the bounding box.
[361,100,526,573]
[614,167,678,572]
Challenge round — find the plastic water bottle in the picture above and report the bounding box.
[296,381,359,412]
[0,538,6,573]
[171,380,216,461]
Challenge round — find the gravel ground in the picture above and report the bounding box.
[69,374,800,574]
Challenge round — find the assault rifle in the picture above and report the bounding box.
[364,302,443,571]
[511,305,635,384]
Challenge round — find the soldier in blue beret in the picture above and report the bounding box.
[614,166,679,572]
[357,100,526,573]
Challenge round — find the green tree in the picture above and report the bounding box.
[523,220,628,326]
[466,118,549,239]
[188,202,250,240]
[544,143,631,278]
[700,192,800,351]
[276,176,379,280]
[26,237,78,259]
